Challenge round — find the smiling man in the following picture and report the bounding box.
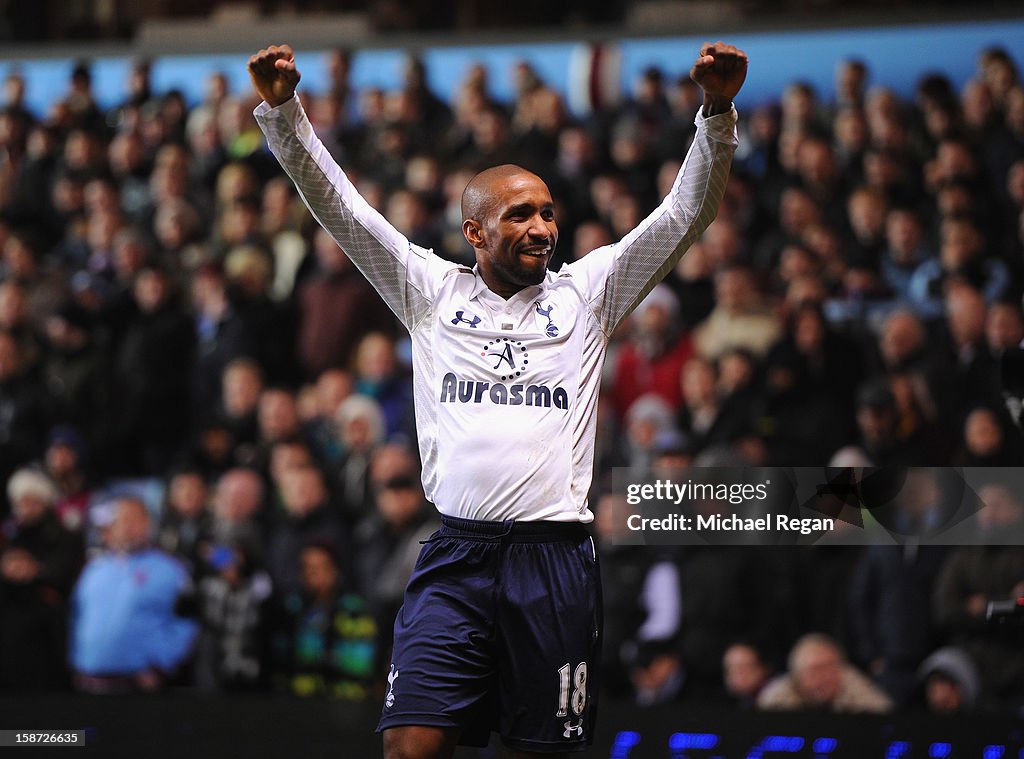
[461,164,558,296]
[249,41,746,759]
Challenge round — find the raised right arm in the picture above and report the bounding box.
[250,45,451,331]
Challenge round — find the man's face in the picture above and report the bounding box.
[794,643,842,705]
[107,500,151,553]
[259,390,298,441]
[880,314,922,366]
[13,494,48,526]
[300,546,337,597]
[471,172,558,296]
[281,469,326,517]
[214,470,263,523]
[170,473,207,519]
[926,675,962,714]
[724,645,767,699]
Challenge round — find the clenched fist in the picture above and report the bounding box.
[248,44,302,108]
[690,41,748,116]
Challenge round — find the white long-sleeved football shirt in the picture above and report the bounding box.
[255,96,737,523]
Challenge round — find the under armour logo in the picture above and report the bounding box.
[536,303,558,337]
[563,719,584,739]
[385,664,399,708]
[452,310,481,328]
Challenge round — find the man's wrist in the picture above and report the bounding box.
[702,94,733,117]
[266,92,296,109]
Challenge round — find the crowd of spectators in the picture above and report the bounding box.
[1,43,1024,717]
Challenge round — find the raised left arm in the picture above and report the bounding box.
[566,43,748,335]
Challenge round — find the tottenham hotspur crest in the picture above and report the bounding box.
[536,302,558,337]
[385,664,398,707]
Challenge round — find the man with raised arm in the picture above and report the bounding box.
[249,42,747,758]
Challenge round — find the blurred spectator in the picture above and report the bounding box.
[668,240,716,329]
[620,394,678,474]
[873,309,948,424]
[354,468,438,645]
[248,386,305,471]
[43,425,94,532]
[352,332,413,441]
[594,492,683,702]
[265,438,317,519]
[781,81,825,135]
[194,540,273,692]
[0,467,83,688]
[2,231,69,325]
[880,207,933,300]
[334,394,387,521]
[157,466,213,577]
[722,641,773,709]
[627,638,685,708]
[69,497,198,693]
[272,541,377,700]
[844,185,888,270]
[957,405,1022,465]
[693,266,781,360]
[209,467,266,560]
[943,284,1004,415]
[917,646,981,715]
[834,59,870,113]
[796,136,846,228]
[909,217,1009,319]
[853,379,928,466]
[62,61,104,135]
[261,176,309,300]
[0,330,51,512]
[40,300,103,433]
[849,475,948,705]
[296,227,396,380]
[932,497,1024,706]
[757,633,893,712]
[400,54,451,145]
[222,242,293,383]
[985,300,1024,356]
[302,368,354,466]
[190,264,260,417]
[106,266,195,474]
[611,284,693,420]
[217,357,264,457]
[676,356,750,456]
[0,281,42,368]
[266,465,348,598]
[766,302,862,433]
[674,525,784,696]
[974,482,1024,544]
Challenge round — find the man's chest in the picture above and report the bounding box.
[429,287,586,387]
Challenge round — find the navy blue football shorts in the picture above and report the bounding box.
[377,514,602,753]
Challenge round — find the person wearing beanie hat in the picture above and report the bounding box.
[918,646,981,713]
[1,466,83,687]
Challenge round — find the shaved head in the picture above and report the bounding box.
[461,164,541,222]
[460,163,558,298]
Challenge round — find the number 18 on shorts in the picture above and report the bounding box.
[377,518,601,752]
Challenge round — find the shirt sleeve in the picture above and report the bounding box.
[562,106,738,336]
[254,96,455,332]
